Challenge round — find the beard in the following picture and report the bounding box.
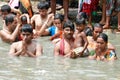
[65,34,73,39]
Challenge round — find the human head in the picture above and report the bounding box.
[63,20,75,39]
[37,1,49,17]
[93,23,103,40]
[75,18,86,32]
[5,14,17,30]
[53,13,64,29]
[20,24,33,43]
[77,12,87,19]
[0,5,11,19]
[21,16,27,24]
[96,33,108,50]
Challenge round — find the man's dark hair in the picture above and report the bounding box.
[37,1,49,10]
[1,5,11,13]
[93,23,103,31]
[21,16,27,23]
[63,20,75,31]
[5,14,15,26]
[75,18,86,26]
[21,24,33,33]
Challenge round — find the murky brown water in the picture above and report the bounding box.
[0,18,120,80]
[0,1,120,80]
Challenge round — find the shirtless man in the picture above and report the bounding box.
[9,24,43,57]
[0,14,20,43]
[54,20,75,58]
[31,1,53,36]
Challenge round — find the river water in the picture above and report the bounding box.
[0,19,120,80]
[0,1,120,80]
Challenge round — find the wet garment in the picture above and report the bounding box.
[89,49,117,60]
[106,0,115,16]
[78,0,99,15]
[104,50,117,60]
[47,26,63,40]
[19,0,33,18]
[9,0,19,8]
[60,38,65,56]
[47,26,58,36]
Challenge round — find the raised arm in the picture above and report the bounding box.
[81,32,89,53]
[38,14,54,36]
[0,24,21,43]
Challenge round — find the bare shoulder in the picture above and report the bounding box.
[54,40,61,48]
[0,30,10,38]
[11,41,22,46]
[79,32,86,38]
[31,14,39,19]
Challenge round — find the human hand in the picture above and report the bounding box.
[70,51,78,59]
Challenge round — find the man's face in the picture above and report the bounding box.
[1,11,9,20]
[39,9,48,17]
[63,27,74,39]
[93,27,103,40]
[21,32,33,43]
[10,17,18,31]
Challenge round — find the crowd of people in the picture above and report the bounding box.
[0,0,118,61]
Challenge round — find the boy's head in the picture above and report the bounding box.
[53,13,64,29]
[37,1,49,17]
[21,16,27,24]
[37,1,49,10]
[63,20,75,39]
[0,5,11,19]
[5,14,17,29]
[21,24,33,33]
[21,24,33,42]
[75,18,86,31]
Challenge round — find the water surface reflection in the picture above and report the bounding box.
[0,18,120,80]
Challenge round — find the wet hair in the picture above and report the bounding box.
[54,13,64,22]
[93,23,103,31]
[21,16,27,23]
[63,20,75,31]
[5,14,15,26]
[37,1,49,10]
[98,33,108,43]
[75,18,86,26]
[1,5,11,13]
[84,27,93,36]
[21,24,33,33]
[77,12,87,19]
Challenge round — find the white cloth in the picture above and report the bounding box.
[8,0,19,8]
